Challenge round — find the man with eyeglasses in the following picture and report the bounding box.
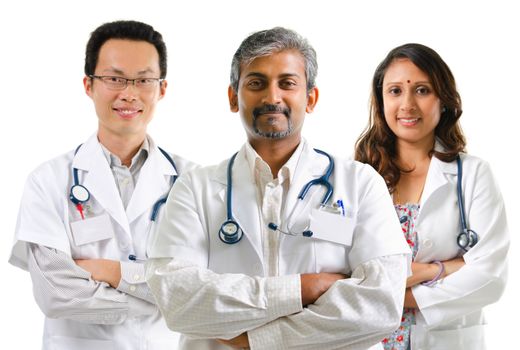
[9,20,197,350]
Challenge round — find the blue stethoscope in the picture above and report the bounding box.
[69,145,178,222]
[218,148,334,244]
[455,155,478,251]
[399,155,478,251]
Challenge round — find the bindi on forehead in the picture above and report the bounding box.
[407,80,411,83]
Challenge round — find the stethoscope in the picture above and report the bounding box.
[218,148,334,244]
[399,155,478,252]
[69,144,178,222]
[455,155,478,251]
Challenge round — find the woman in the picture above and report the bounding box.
[355,43,509,349]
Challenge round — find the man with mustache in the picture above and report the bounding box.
[146,27,410,350]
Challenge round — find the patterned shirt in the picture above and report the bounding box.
[383,203,420,350]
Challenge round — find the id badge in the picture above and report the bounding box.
[308,208,356,246]
[70,213,115,246]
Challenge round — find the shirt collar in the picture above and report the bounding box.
[244,139,306,184]
[100,137,150,171]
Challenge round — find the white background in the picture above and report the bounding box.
[1,0,517,348]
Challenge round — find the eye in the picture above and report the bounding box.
[416,85,431,95]
[280,80,297,89]
[136,78,155,86]
[387,86,401,95]
[107,76,126,83]
[246,79,264,90]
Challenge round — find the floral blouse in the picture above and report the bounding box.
[382,204,420,350]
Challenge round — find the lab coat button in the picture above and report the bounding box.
[133,274,141,281]
[119,242,129,250]
[422,238,433,248]
[129,286,137,292]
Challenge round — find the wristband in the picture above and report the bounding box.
[421,260,445,287]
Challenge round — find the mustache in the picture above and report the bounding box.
[252,104,291,119]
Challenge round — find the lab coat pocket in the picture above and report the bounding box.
[70,213,115,246]
[312,209,355,273]
[412,324,486,350]
[48,336,115,350]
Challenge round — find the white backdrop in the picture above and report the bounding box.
[1,0,517,348]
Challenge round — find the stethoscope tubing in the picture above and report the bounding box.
[220,148,334,244]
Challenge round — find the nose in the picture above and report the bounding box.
[118,83,138,102]
[262,83,282,105]
[400,90,417,112]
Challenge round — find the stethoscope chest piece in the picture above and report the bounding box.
[457,229,478,251]
[69,184,90,204]
[219,220,243,244]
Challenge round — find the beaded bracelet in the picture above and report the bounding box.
[421,260,445,286]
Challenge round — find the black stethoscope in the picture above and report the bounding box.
[69,144,178,222]
[399,155,478,252]
[218,149,334,244]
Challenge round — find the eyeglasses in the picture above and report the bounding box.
[89,75,164,91]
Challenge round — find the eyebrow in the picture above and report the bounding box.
[244,72,301,79]
[101,67,157,76]
[384,80,431,86]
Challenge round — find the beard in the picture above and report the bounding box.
[252,104,293,139]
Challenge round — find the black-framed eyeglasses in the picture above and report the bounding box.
[89,75,164,91]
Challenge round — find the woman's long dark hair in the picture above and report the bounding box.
[355,43,466,192]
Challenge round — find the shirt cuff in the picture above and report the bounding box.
[265,274,302,320]
[248,320,284,350]
[117,261,148,299]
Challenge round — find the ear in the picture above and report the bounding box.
[83,76,93,98]
[306,86,319,113]
[158,79,168,100]
[228,85,239,113]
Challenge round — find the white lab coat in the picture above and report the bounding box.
[408,152,509,350]
[147,141,411,350]
[9,134,197,350]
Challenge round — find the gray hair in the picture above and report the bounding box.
[230,27,318,93]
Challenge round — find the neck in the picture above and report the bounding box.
[249,136,301,178]
[97,129,145,167]
[396,137,434,171]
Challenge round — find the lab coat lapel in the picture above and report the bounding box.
[126,142,175,224]
[72,135,131,235]
[420,155,457,207]
[284,143,326,230]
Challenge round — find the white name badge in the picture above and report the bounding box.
[308,208,356,246]
[70,213,115,246]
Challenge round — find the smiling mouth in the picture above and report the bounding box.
[397,116,421,126]
[114,108,142,118]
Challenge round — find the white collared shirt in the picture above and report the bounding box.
[244,141,303,277]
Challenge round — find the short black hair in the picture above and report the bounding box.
[84,20,167,78]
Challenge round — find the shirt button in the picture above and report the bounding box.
[129,286,137,292]
[133,274,141,281]
[122,178,130,186]
[254,263,263,274]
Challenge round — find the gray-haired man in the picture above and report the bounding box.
[146,27,410,350]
